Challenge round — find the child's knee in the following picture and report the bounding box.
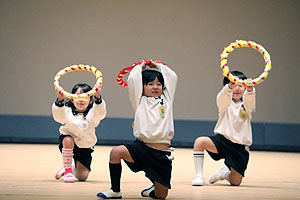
[228,169,243,186]
[110,146,125,160]
[77,175,88,182]
[155,190,168,199]
[193,137,206,150]
[110,146,121,155]
[230,181,241,186]
[229,177,242,186]
[62,136,74,147]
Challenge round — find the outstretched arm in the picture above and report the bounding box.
[91,83,107,126]
[243,83,256,113]
[52,87,66,124]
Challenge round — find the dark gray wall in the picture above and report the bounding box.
[0,1,299,150]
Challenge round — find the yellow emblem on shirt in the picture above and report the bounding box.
[160,106,166,118]
[239,109,249,120]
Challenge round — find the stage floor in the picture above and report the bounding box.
[0,144,299,199]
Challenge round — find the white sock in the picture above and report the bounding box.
[223,165,230,180]
[193,151,204,177]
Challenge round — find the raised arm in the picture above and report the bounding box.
[91,99,107,126]
[91,83,107,126]
[156,63,178,101]
[52,100,66,124]
[127,64,143,111]
[243,87,256,113]
[216,84,232,113]
[52,87,66,124]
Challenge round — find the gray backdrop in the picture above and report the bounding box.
[0,0,299,150]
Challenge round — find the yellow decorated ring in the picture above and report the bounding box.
[53,64,102,99]
[220,40,271,86]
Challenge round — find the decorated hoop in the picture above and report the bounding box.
[220,40,271,86]
[117,60,166,87]
[53,64,102,99]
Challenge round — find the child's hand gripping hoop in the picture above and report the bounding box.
[116,60,166,87]
[53,64,103,99]
[220,40,272,86]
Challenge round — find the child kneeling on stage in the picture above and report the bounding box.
[97,60,178,199]
[52,83,106,183]
[192,71,255,186]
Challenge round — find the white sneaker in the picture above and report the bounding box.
[208,165,230,184]
[141,185,155,197]
[192,176,205,186]
[97,189,122,199]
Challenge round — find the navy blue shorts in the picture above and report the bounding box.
[124,140,172,188]
[207,134,249,176]
[58,134,94,171]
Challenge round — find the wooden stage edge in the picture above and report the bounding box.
[0,144,299,200]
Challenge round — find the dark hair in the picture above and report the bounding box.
[142,70,165,89]
[65,83,93,116]
[223,71,247,86]
[71,83,92,94]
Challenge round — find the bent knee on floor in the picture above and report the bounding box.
[230,179,242,186]
[76,173,89,181]
[155,192,168,199]
[77,177,88,182]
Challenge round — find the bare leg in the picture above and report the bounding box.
[96,145,132,198]
[192,136,218,186]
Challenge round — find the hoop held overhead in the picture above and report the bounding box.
[220,40,271,86]
[53,64,102,99]
[117,60,166,87]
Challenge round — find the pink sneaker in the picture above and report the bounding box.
[64,173,75,183]
[55,160,75,180]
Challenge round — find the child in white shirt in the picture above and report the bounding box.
[192,71,255,186]
[52,83,106,183]
[97,60,177,199]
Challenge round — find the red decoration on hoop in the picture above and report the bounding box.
[116,60,166,87]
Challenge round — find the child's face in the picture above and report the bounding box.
[143,77,163,98]
[72,88,92,112]
[231,84,246,100]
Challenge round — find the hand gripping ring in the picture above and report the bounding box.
[220,40,272,86]
[117,60,166,87]
[53,64,102,99]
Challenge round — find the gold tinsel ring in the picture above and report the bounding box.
[220,40,271,86]
[53,64,102,99]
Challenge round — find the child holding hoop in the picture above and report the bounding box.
[52,83,106,183]
[192,71,255,186]
[97,60,178,199]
